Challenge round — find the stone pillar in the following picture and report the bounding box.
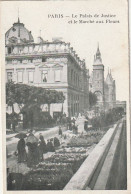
[13,68,17,83]
[23,68,28,84]
[34,65,40,83]
[63,91,68,116]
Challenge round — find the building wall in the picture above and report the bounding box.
[92,64,105,111]
[6,42,89,117]
[104,80,116,110]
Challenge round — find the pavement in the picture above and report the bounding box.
[6,116,86,153]
[6,125,67,155]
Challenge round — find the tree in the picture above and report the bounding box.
[89,92,97,108]
[6,82,22,131]
[6,82,65,129]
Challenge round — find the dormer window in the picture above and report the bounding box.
[12,27,16,32]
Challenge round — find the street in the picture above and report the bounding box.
[6,116,86,160]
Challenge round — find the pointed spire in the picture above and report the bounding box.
[97,42,100,53]
[93,42,102,64]
[110,69,113,80]
[96,42,101,57]
[18,17,20,23]
[17,8,20,37]
[39,29,41,37]
[108,67,109,74]
[18,8,20,23]
[94,55,95,63]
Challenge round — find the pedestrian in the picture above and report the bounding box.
[59,126,62,137]
[26,142,39,167]
[38,134,47,162]
[72,123,76,134]
[46,139,55,152]
[75,125,78,134]
[17,138,27,163]
[54,137,60,147]
[26,131,39,167]
[72,117,76,124]
[84,120,88,132]
[67,117,71,130]
[68,121,72,130]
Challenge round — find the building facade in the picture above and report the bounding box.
[5,18,89,117]
[89,45,116,112]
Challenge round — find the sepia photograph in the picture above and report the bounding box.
[1,0,130,192]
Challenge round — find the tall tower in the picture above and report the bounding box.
[105,69,116,109]
[92,44,105,111]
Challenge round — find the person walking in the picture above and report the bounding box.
[58,126,62,137]
[46,139,55,152]
[72,123,76,134]
[17,138,27,163]
[84,120,88,132]
[38,134,47,161]
[26,142,39,167]
[26,131,39,167]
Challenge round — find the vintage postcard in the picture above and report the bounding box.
[0,0,130,193]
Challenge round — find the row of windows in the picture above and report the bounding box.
[6,58,46,64]
[7,70,61,83]
[69,69,87,90]
[70,69,80,87]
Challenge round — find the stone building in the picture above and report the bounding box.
[89,45,116,112]
[5,18,89,117]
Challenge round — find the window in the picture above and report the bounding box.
[17,71,23,83]
[42,58,46,62]
[55,70,61,82]
[7,72,13,82]
[8,47,11,54]
[74,72,75,84]
[19,59,22,64]
[42,71,48,82]
[28,72,34,83]
[97,81,99,87]
[71,69,73,81]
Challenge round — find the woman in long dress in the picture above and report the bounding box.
[26,142,39,167]
[38,135,47,161]
[26,131,39,167]
[17,138,27,163]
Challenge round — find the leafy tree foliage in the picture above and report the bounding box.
[6,82,65,130]
[90,107,125,130]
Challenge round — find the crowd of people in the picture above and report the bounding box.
[13,113,89,168]
[16,130,60,167]
[66,114,89,133]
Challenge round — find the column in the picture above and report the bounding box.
[13,68,17,83]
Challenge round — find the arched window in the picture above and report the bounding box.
[94,91,102,101]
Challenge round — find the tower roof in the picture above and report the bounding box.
[5,18,34,45]
[93,43,102,65]
[106,69,114,84]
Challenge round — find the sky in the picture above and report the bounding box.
[1,0,129,101]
